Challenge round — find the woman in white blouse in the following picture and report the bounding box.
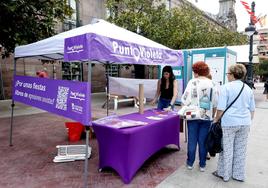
[181,61,218,172]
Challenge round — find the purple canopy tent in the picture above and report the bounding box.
[63,19,183,185]
[10,19,183,188]
[64,19,183,116]
[64,33,183,66]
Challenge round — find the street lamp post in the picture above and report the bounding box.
[245,1,256,89]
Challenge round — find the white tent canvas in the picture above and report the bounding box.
[228,45,259,64]
[14,19,175,61]
[183,45,259,64]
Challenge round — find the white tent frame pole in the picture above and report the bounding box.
[105,63,110,116]
[9,57,17,146]
[87,61,92,117]
[84,126,90,188]
[87,61,92,82]
[83,61,92,188]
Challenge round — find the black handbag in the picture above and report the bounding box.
[206,83,245,156]
[206,121,222,156]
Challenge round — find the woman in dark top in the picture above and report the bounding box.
[151,66,178,110]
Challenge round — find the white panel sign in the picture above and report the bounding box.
[225,53,237,82]
[192,53,205,64]
[109,77,158,99]
[205,57,225,85]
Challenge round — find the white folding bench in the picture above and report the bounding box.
[108,93,136,110]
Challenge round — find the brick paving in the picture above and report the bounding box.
[0,112,186,188]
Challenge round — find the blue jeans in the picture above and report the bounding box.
[187,120,211,168]
[157,97,174,110]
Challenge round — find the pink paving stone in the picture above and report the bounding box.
[0,112,187,188]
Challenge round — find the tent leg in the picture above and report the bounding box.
[87,61,91,113]
[10,58,17,146]
[87,61,91,83]
[83,61,91,188]
[53,63,56,79]
[106,64,109,116]
[9,101,15,146]
[84,126,90,188]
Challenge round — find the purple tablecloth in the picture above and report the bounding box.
[92,109,180,184]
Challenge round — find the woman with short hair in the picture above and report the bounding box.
[213,64,255,182]
[181,61,218,172]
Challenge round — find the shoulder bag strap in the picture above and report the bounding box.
[220,82,245,119]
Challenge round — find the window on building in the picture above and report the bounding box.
[106,8,111,18]
[106,65,119,77]
[63,0,77,31]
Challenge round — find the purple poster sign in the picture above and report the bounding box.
[13,75,91,125]
[64,33,183,66]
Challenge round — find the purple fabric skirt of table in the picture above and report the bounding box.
[92,109,180,184]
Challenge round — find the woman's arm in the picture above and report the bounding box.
[170,80,178,105]
[212,107,217,118]
[214,110,224,123]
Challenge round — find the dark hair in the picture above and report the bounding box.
[161,66,175,90]
[161,66,175,80]
[192,61,210,76]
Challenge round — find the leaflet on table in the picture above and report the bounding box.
[151,109,178,115]
[147,109,178,120]
[94,115,148,129]
[146,116,163,120]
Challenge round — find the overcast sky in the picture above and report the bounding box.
[186,0,268,31]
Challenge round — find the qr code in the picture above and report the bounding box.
[55,86,70,111]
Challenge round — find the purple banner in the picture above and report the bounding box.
[64,33,183,66]
[13,75,91,125]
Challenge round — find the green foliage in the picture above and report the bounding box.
[106,0,247,49]
[0,0,72,56]
[256,59,268,77]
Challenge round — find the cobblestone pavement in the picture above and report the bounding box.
[0,93,186,188]
[1,84,267,188]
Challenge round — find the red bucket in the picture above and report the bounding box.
[65,122,84,142]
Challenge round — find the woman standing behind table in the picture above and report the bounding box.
[181,61,218,172]
[213,64,255,182]
[151,66,178,111]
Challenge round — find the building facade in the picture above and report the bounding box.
[254,28,268,60]
[56,0,106,32]
[217,0,237,31]
[1,0,109,99]
[166,0,230,30]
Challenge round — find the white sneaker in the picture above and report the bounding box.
[200,167,205,172]
[187,165,193,170]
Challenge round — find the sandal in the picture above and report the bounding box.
[212,171,229,182]
[212,171,223,180]
[232,177,244,182]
